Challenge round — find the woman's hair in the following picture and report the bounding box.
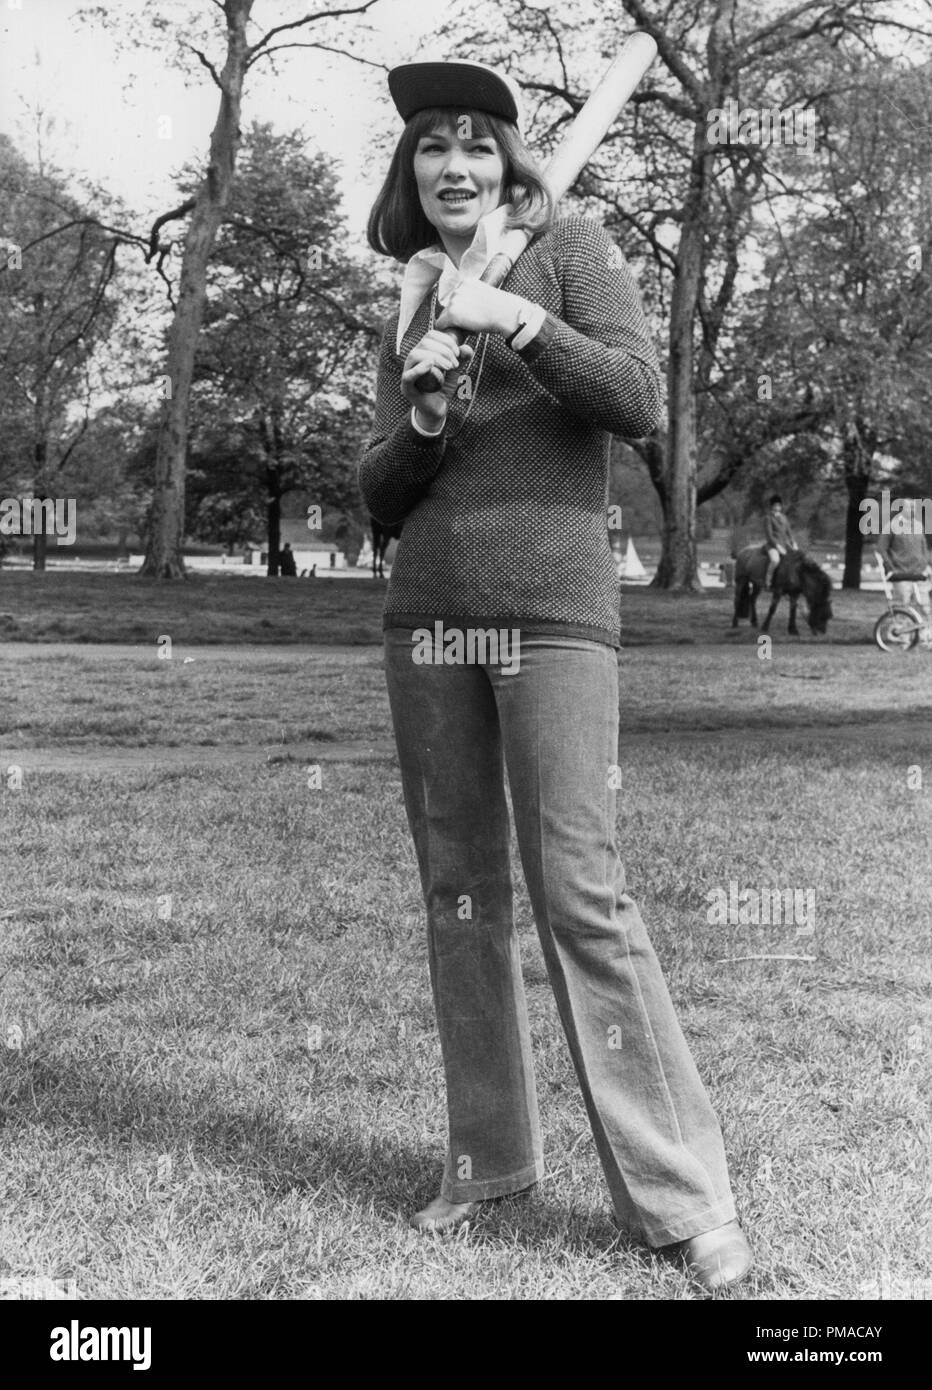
[367,106,553,262]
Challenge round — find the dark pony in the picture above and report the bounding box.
[732,546,833,636]
[370,518,402,578]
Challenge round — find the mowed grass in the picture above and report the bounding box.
[0,642,930,751]
[0,567,887,646]
[0,650,386,749]
[0,573,386,646]
[0,643,929,1299]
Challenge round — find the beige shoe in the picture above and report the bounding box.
[677,1220,754,1292]
[410,1195,479,1234]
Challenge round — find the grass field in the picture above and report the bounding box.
[0,579,929,1301]
[0,568,888,646]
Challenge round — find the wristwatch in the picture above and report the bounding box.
[505,300,532,349]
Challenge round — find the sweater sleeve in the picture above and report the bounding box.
[357,316,448,526]
[514,217,664,438]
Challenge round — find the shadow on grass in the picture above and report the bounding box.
[2,1045,658,1269]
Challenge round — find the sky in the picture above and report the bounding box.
[0,0,456,240]
[3,0,926,244]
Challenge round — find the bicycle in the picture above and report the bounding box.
[873,550,932,653]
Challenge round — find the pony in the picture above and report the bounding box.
[732,546,833,636]
[369,518,402,578]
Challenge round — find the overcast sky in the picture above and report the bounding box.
[0,0,454,239]
[2,0,925,253]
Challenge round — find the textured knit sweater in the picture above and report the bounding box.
[358,215,664,648]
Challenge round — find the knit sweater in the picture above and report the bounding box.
[358,215,664,648]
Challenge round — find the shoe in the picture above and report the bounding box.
[676,1220,753,1292]
[410,1195,479,1234]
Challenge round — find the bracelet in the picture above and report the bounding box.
[505,300,530,350]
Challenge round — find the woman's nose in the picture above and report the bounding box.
[441,148,469,178]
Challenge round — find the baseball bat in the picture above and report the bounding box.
[414,30,658,393]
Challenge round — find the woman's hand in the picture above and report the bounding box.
[436,282,526,337]
[401,329,474,427]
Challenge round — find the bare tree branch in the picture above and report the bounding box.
[619,0,705,104]
[248,39,388,71]
[184,43,225,90]
[147,199,196,260]
[56,411,91,474]
[247,1,381,63]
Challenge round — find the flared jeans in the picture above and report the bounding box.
[383,628,737,1246]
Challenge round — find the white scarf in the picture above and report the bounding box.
[395,203,511,354]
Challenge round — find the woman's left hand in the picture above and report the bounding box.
[436,281,526,338]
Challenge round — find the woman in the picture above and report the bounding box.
[359,58,753,1291]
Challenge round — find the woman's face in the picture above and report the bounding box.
[413,120,505,251]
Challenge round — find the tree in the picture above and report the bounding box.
[82,0,385,578]
[435,0,932,588]
[729,59,932,585]
[0,133,124,569]
[185,123,384,573]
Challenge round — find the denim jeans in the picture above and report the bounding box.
[383,628,737,1245]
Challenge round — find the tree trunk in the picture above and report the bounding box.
[32,373,49,572]
[652,123,708,592]
[266,483,282,578]
[842,471,870,590]
[140,0,254,579]
[32,521,47,572]
[841,421,875,589]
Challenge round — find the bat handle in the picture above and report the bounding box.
[412,253,514,393]
[412,325,467,394]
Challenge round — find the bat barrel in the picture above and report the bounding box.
[542,32,657,203]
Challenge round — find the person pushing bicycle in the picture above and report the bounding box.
[876,494,932,645]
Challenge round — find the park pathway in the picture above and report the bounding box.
[4,717,926,775]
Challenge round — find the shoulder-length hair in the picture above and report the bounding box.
[367,106,553,262]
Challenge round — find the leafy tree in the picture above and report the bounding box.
[70,0,385,578]
[729,59,932,584]
[186,123,385,571]
[434,0,932,588]
[0,132,125,568]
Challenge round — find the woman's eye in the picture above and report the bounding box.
[470,145,494,155]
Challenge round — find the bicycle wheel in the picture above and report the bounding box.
[874,608,921,652]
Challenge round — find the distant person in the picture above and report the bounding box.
[764,495,797,590]
[279,543,297,577]
[877,494,932,641]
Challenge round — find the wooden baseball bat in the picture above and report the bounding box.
[414,30,658,393]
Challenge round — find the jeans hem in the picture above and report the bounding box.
[441,1159,544,1203]
[639,1198,739,1248]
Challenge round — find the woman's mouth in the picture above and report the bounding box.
[437,190,476,207]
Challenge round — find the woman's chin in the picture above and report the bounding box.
[432,205,483,235]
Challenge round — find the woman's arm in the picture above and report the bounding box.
[358,318,448,526]
[514,216,664,438]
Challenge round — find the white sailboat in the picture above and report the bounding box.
[618,536,647,580]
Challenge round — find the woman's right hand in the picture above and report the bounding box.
[401,329,474,426]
